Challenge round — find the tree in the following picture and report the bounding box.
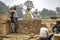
[24,0,34,10]
[40,8,48,18]
[56,7,60,12]
[0,1,8,13]
[48,10,56,17]
[40,8,56,19]
[56,7,60,17]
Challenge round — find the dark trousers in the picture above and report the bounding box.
[10,22,16,33]
[10,17,18,33]
[40,37,48,40]
[48,34,53,40]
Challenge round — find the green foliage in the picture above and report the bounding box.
[50,17,57,19]
[39,8,56,19]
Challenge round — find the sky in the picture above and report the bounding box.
[0,0,60,11]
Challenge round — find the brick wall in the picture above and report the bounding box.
[0,14,41,34]
[0,14,9,35]
[0,14,59,35]
[16,20,41,34]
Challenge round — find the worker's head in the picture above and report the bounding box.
[56,21,60,24]
[9,7,14,13]
[41,22,46,27]
[9,7,14,10]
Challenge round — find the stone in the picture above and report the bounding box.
[2,38,16,40]
[2,38,12,40]
[24,36,29,40]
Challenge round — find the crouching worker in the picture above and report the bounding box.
[39,23,53,40]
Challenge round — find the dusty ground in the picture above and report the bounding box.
[2,34,40,40]
[3,34,54,40]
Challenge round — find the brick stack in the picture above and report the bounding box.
[0,14,9,35]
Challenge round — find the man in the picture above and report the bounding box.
[9,7,18,33]
[52,21,60,34]
[40,23,48,40]
[40,23,53,40]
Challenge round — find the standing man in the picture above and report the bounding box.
[9,7,18,33]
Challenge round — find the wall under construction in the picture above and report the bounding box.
[0,13,58,35]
